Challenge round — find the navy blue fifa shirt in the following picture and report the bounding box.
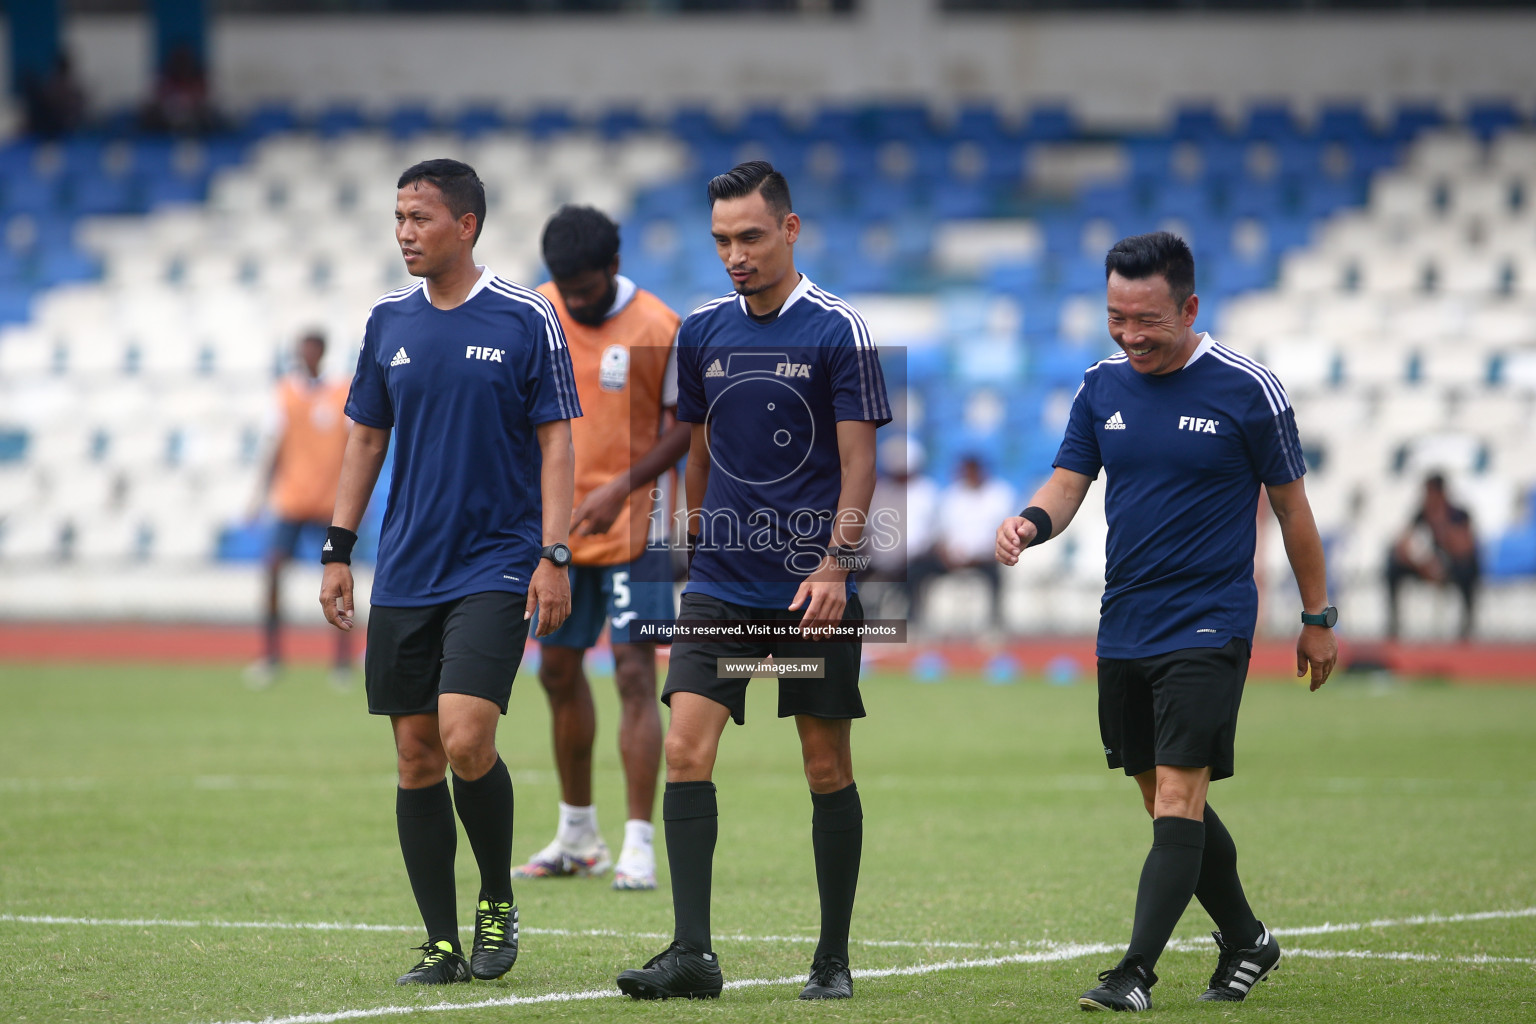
[1053,333,1306,659]
[676,276,892,608]
[345,269,582,607]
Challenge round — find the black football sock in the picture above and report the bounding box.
[396,780,461,951]
[811,783,863,964]
[1124,815,1206,972]
[1195,804,1262,948]
[452,757,515,904]
[663,780,718,953]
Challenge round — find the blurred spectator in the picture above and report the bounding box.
[23,52,87,139]
[141,44,221,135]
[246,331,353,688]
[1385,473,1480,641]
[935,455,1015,632]
[866,436,940,627]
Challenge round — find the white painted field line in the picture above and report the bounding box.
[1272,906,1536,936]
[195,942,1536,1024]
[198,943,1123,1024]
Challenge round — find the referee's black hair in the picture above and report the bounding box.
[707,160,793,221]
[397,158,487,245]
[1105,231,1196,305]
[541,204,621,279]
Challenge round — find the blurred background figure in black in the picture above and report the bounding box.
[1386,473,1481,642]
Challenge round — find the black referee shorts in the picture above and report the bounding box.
[365,591,530,717]
[1097,637,1250,782]
[661,591,866,726]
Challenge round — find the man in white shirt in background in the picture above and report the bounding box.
[935,455,1016,634]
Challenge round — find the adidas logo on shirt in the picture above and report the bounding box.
[705,359,725,378]
[1105,410,1127,430]
[390,347,411,367]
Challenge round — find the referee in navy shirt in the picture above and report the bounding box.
[616,162,890,1002]
[996,232,1336,1012]
[320,159,581,986]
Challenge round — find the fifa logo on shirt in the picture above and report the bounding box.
[774,362,811,379]
[1178,416,1220,434]
[465,346,505,363]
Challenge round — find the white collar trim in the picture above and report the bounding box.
[737,273,813,318]
[423,265,494,308]
[1183,331,1215,369]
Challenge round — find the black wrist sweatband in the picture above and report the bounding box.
[1018,506,1053,547]
[320,526,358,565]
[686,532,700,567]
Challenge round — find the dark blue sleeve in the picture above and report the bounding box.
[1052,376,1102,479]
[827,316,893,426]
[344,313,393,429]
[523,298,582,424]
[675,317,706,424]
[1245,396,1306,486]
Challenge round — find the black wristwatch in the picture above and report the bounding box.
[540,543,572,568]
[1301,606,1338,628]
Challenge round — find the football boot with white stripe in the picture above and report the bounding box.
[1199,923,1280,1002]
[1078,955,1156,1012]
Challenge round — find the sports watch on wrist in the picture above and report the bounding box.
[1301,606,1338,628]
[540,543,572,568]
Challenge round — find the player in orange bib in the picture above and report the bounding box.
[247,331,353,688]
[515,206,690,890]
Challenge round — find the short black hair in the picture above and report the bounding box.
[707,160,793,220]
[541,204,621,279]
[397,158,487,244]
[1104,231,1196,305]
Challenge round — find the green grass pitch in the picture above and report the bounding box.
[2,660,1533,1023]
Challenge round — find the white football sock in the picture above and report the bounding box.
[557,802,599,849]
[622,818,655,854]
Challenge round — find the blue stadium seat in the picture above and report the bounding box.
[526,105,576,139]
[933,179,993,219]
[141,170,207,208]
[0,249,29,285]
[0,141,36,177]
[1227,178,1287,219]
[868,102,934,140]
[1262,214,1313,253]
[0,285,33,323]
[1201,140,1248,181]
[1203,255,1275,298]
[1315,102,1375,142]
[1022,104,1075,142]
[1467,99,1522,141]
[453,104,507,137]
[950,103,1010,143]
[242,102,300,137]
[1077,181,1140,221]
[737,105,796,143]
[2,172,61,215]
[983,259,1045,296]
[1389,102,1444,143]
[1171,102,1228,141]
[1146,179,1219,221]
[808,105,859,141]
[1271,138,1325,178]
[1242,102,1301,141]
[1055,255,1105,294]
[385,103,436,138]
[59,139,107,177]
[667,106,724,144]
[315,103,367,138]
[1124,137,1174,179]
[66,173,139,216]
[35,247,100,287]
[597,107,648,139]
